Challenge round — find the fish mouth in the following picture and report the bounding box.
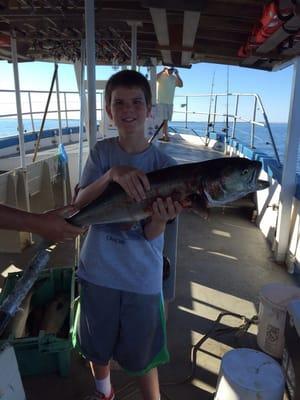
[257,180,269,190]
[249,166,259,188]
[249,165,269,191]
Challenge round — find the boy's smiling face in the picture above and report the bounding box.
[106,86,151,138]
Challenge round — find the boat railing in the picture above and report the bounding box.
[0,88,104,133]
[0,89,281,166]
[172,92,281,166]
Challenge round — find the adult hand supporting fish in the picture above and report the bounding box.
[0,157,269,336]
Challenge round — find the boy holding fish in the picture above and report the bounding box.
[74,70,183,400]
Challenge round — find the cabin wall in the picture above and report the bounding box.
[225,141,300,273]
[0,155,70,252]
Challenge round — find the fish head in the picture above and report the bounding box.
[202,157,269,205]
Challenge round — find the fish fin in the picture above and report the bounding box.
[189,194,210,220]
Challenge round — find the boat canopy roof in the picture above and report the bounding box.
[0,0,300,71]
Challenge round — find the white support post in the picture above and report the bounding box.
[149,65,157,105]
[11,36,26,169]
[55,63,63,146]
[28,91,35,133]
[127,21,142,70]
[275,57,300,265]
[85,0,97,149]
[131,22,137,71]
[77,40,86,181]
[11,35,31,244]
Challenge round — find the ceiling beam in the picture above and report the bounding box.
[181,10,200,66]
[142,0,207,12]
[149,7,171,64]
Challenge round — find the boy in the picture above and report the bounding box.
[74,70,183,400]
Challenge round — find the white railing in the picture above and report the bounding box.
[0,89,104,133]
[0,89,280,165]
[172,92,281,165]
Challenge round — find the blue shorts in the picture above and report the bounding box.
[75,279,169,375]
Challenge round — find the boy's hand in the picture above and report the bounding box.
[109,166,150,202]
[151,197,182,224]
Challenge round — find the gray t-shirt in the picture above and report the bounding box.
[77,137,176,295]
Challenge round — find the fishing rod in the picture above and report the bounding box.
[223,66,230,154]
[205,70,215,146]
[148,120,165,143]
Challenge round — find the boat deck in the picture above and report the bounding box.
[0,133,297,400]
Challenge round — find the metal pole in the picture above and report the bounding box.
[78,40,85,180]
[28,91,35,133]
[212,95,217,130]
[149,65,157,105]
[185,96,188,128]
[11,36,26,169]
[32,64,58,162]
[85,0,97,149]
[250,96,257,148]
[64,92,68,128]
[55,63,63,146]
[131,22,137,70]
[256,94,281,165]
[11,35,31,230]
[127,21,142,70]
[231,94,239,139]
[206,71,215,137]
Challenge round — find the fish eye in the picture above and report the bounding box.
[241,169,249,176]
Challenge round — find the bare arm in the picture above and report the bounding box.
[175,70,183,88]
[144,197,182,240]
[74,166,151,209]
[74,170,112,209]
[0,204,84,242]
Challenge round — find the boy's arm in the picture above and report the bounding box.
[74,170,112,208]
[74,166,150,208]
[144,197,182,240]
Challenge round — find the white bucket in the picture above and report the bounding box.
[214,348,285,400]
[257,283,300,358]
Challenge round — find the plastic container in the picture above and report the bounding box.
[0,266,76,376]
[257,283,300,358]
[214,348,285,400]
[282,299,300,399]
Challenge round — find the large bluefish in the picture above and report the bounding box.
[68,157,269,226]
[0,157,269,335]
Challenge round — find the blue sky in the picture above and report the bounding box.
[0,60,293,123]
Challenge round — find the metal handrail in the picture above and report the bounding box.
[173,92,281,166]
[0,89,281,165]
[0,88,103,134]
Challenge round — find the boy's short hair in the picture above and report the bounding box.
[105,70,152,107]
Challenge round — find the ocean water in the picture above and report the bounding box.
[0,118,291,168]
[0,118,80,136]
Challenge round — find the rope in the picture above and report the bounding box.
[114,311,258,399]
